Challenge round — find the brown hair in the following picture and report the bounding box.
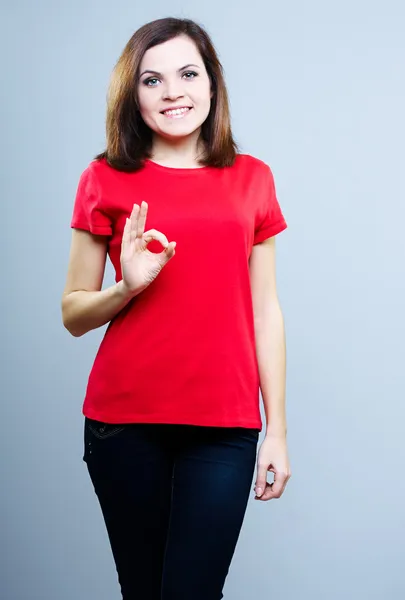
[94,17,239,172]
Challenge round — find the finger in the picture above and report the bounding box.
[261,472,288,501]
[163,241,176,260]
[122,217,131,251]
[142,229,169,248]
[137,201,148,238]
[254,463,268,498]
[130,204,140,239]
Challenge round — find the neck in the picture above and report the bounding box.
[151,131,205,168]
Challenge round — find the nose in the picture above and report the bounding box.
[162,78,185,101]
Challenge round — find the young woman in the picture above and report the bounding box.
[62,16,291,600]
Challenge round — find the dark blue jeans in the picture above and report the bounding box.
[83,417,260,600]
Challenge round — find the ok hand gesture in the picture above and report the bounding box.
[120,201,176,295]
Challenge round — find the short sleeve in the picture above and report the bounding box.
[253,164,287,245]
[70,164,113,235]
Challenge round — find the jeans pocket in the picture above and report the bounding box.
[86,417,126,440]
[82,417,126,463]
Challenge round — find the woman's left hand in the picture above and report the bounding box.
[254,434,291,501]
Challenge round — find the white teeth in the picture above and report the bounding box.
[163,107,190,116]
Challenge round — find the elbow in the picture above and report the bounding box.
[61,295,86,337]
[64,323,85,337]
[254,298,283,326]
[62,314,85,337]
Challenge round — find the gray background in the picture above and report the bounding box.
[2,1,404,599]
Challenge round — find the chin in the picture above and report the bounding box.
[157,125,202,139]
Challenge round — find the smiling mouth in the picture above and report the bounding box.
[160,107,192,118]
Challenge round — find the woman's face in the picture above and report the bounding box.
[137,35,213,141]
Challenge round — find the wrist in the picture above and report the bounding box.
[116,280,139,301]
[265,424,287,439]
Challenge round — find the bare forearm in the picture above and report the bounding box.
[254,300,287,437]
[62,280,142,337]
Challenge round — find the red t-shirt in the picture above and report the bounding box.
[70,154,287,430]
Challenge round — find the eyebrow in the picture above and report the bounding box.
[139,64,201,78]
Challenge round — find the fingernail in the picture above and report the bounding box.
[256,487,263,496]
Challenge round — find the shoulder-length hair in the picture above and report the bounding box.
[94,17,239,172]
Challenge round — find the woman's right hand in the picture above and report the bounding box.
[120,201,176,296]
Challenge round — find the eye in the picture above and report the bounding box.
[182,71,198,80]
[143,77,160,87]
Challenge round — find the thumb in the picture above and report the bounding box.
[255,464,267,497]
[164,241,176,259]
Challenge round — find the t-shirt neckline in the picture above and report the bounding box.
[144,158,213,175]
